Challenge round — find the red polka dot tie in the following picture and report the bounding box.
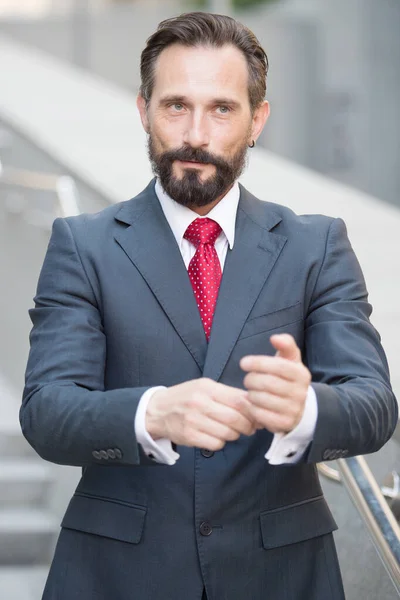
[184,218,222,341]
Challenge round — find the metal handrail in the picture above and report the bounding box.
[0,161,80,220]
[319,457,400,594]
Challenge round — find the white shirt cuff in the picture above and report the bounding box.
[134,386,180,466]
[265,385,318,465]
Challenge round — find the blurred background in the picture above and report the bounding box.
[0,0,400,598]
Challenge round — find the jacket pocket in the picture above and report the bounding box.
[260,495,337,550]
[61,492,146,544]
[240,301,303,340]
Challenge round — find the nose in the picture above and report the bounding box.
[182,111,210,149]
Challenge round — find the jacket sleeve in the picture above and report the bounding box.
[21,217,157,467]
[304,217,398,463]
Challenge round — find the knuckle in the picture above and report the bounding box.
[226,428,240,442]
[233,395,248,412]
[201,377,214,390]
[243,419,255,435]
[224,411,237,427]
[210,438,225,451]
[187,392,205,410]
[232,395,243,409]
[184,399,196,414]
[243,373,252,389]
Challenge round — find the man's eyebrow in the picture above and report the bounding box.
[212,98,241,108]
[158,95,241,108]
[159,95,187,105]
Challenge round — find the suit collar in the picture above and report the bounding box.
[114,179,208,371]
[114,180,286,378]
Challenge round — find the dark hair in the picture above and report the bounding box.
[140,12,269,112]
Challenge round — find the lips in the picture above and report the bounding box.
[178,160,209,166]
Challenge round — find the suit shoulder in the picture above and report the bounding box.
[265,199,336,227]
[62,200,124,230]
[241,186,339,234]
[250,195,340,237]
[60,180,155,239]
[56,195,143,242]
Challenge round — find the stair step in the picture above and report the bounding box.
[0,426,37,459]
[0,509,58,565]
[0,460,52,508]
[0,566,49,599]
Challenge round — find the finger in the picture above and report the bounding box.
[195,416,242,443]
[205,402,256,436]
[270,334,301,362]
[247,390,292,414]
[187,431,226,452]
[249,406,294,434]
[240,355,300,382]
[211,385,253,421]
[243,373,291,397]
[204,379,249,404]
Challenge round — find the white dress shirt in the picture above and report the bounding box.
[134,179,318,465]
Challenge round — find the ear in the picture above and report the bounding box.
[250,101,270,145]
[136,94,150,133]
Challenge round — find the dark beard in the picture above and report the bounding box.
[147,136,249,208]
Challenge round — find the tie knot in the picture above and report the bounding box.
[184,218,222,247]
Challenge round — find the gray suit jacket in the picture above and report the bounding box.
[21,180,397,600]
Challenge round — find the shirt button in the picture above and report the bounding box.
[199,521,213,536]
[201,449,214,458]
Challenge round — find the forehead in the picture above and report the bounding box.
[151,43,249,100]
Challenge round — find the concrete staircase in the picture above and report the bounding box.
[0,375,57,600]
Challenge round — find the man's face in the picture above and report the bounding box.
[137,43,269,209]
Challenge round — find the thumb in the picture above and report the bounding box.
[270,334,301,363]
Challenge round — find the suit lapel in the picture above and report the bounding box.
[203,186,287,381]
[114,180,207,371]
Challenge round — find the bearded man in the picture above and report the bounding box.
[21,12,397,600]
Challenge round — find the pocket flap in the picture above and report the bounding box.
[260,496,337,550]
[240,302,303,340]
[61,493,146,544]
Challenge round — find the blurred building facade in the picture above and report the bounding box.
[0,0,399,209]
[1,3,400,599]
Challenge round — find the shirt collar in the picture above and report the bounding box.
[155,178,239,251]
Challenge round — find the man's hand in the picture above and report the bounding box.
[240,334,311,434]
[146,378,256,451]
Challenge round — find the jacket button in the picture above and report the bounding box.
[199,521,213,536]
[92,450,101,460]
[201,449,214,458]
[323,449,334,461]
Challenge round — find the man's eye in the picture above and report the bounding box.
[172,103,184,111]
[217,106,230,114]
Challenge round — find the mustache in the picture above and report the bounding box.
[159,146,231,171]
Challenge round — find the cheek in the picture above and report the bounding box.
[210,119,249,151]
[152,117,186,151]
